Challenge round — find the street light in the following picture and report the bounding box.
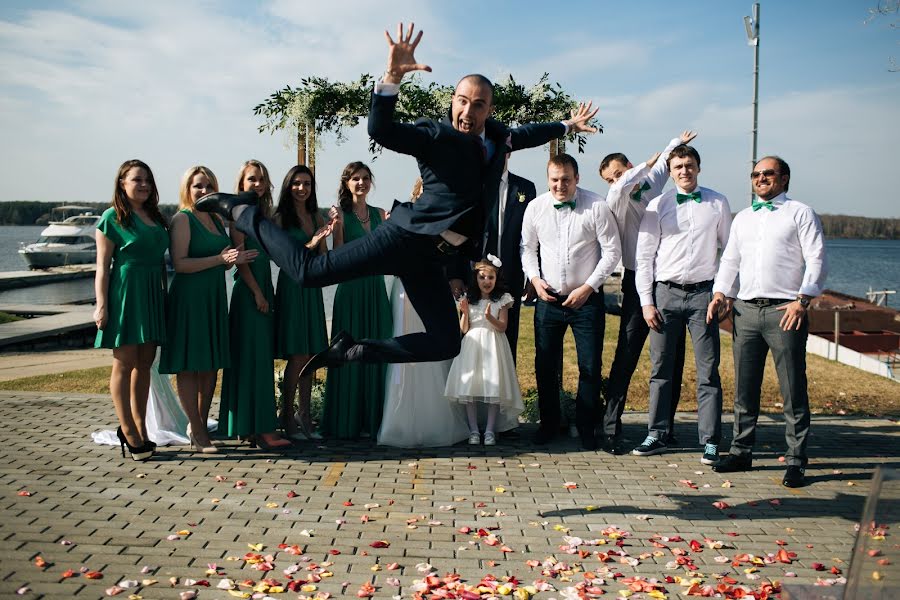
[744,3,760,202]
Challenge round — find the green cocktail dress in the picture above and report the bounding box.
[94,207,168,349]
[159,210,231,373]
[321,206,392,438]
[218,236,277,437]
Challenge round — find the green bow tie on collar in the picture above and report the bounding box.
[751,199,776,211]
[675,191,702,204]
[630,181,651,202]
[554,201,576,210]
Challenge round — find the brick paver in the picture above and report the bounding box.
[0,390,896,599]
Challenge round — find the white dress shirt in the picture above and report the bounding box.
[521,187,622,295]
[606,136,682,271]
[635,186,732,306]
[713,193,827,300]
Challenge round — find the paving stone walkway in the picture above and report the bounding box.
[0,391,897,599]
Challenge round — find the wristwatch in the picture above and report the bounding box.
[796,295,810,308]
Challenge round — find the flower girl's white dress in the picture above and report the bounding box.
[444,294,523,432]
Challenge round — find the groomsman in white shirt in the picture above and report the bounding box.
[599,131,695,454]
[521,153,621,450]
[709,156,827,488]
[633,144,731,464]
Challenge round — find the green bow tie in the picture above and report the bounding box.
[676,191,702,204]
[751,199,776,211]
[630,181,651,202]
[554,201,576,210]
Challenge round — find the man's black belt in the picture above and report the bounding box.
[744,297,792,307]
[432,236,461,255]
[658,280,713,292]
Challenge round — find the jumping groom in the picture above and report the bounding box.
[198,23,599,372]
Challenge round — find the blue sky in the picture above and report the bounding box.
[1,0,898,217]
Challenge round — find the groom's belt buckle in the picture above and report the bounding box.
[433,237,460,255]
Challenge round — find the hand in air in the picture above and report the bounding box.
[383,22,432,84]
[680,130,698,144]
[645,151,662,169]
[563,101,600,134]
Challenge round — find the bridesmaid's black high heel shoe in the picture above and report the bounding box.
[116,427,153,461]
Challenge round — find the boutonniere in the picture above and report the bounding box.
[517,192,526,203]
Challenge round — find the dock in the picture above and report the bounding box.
[0,264,94,291]
[0,303,95,349]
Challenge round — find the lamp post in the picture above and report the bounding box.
[744,3,760,202]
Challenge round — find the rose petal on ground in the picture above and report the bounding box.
[370,541,390,548]
[712,501,730,510]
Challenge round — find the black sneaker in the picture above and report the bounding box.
[631,436,667,456]
[700,443,718,465]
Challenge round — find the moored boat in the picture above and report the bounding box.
[18,206,100,269]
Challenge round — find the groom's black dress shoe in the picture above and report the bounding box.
[299,330,356,379]
[195,191,258,221]
[532,427,555,445]
[782,465,806,488]
[712,454,753,473]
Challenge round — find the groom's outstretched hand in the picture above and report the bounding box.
[383,22,432,84]
[562,101,600,134]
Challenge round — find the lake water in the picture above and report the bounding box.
[0,225,897,310]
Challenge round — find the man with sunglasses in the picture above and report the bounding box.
[708,156,827,488]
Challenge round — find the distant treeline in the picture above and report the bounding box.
[0,201,179,225]
[0,201,897,239]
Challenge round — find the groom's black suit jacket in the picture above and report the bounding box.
[367,91,563,260]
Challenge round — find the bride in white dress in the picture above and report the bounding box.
[377,277,470,448]
[92,348,216,447]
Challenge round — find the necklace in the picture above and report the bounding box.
[355,207,370,224]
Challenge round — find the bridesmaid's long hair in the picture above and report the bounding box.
[235,159,274,218]
[112,159,167,228]
[275,165,319,230]
[178,165,219,210]
[337,161,374,214]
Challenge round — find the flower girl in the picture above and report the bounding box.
[445,255,524,445]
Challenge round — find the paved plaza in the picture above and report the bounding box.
[0,390,897,599]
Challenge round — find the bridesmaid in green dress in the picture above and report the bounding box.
[273,165,333,441]
[219,160,291,450]
[94,159,169,461]
[322,162,392,439]
[159,166,258,453]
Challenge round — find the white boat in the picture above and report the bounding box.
[18,206,100,269]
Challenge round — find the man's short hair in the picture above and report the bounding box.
[757,155,791,191]
[548,153,579,176]
[455,74,494,103]
[599,152,630,175]
[666,144,701,169]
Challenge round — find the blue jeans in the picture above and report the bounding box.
[534,293,605,433]
[235,207,460,364]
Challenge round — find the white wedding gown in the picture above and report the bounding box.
[377,278,470,448]
[91,349,217,447]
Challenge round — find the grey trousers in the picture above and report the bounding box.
[648,282,722,445]
[729,299,811,467]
